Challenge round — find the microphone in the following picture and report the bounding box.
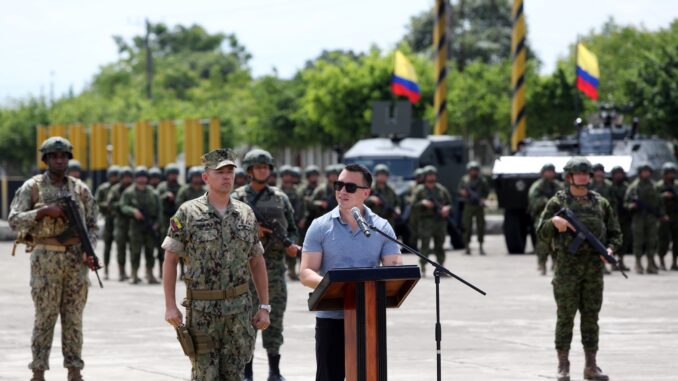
[351,207,371,237]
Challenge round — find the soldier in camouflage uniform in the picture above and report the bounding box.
[232,150,300,381]
[94,165,120,280]
[625,162,666,275]
[149,166,163,188]
[538,157,621,381]
[590,164,613,201]
[67,159,82,179]
[365,164,401,228]
[527,163,562,275]
[267,168,279,187]
[162,148,271,381]
[156,163,182,278]
[412,166,452,275]
[298,165,321,247]
[107,166,134,281]
[9,137,98,381]
[311,164,342,219]
[120,166,161,284]
[177,166,206,206]
[656,162,678,271]
[234,167,248,188]
[279,165,305,281]
[458,161,490,255]
[291,166,302,185]
[609,166,632,271]
[404,168,426,251]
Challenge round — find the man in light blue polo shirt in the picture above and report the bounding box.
[300,163,402,381]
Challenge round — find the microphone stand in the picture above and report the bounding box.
[367,222,486,381]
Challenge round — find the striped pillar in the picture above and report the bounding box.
[433,0,448,135]
[208,118,221,151]
[36,125,48,169]
[157,120,177,167]
[510,0,527,151]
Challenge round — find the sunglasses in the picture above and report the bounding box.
[333,181,369,193]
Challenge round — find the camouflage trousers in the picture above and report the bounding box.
[250,250,287,354]
[189,308,256,381]
[29,248,89,370]
[462,204,485,245]
[552,255,604,351]
[658,215,678,259]
[619,219,633,257]
[129,232,156,271]
[418,219,446,266]
[114,221,130,268]
[632,214,658,259]
[103,216,115,267]
[534,220,556,267]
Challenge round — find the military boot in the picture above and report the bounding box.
[583,351,609,380]
[118,263,128,281]
[556,350,570,381]
[465,246,471,255]
[619,257,630,271]
[267,352,287,381]
[244,360,253,381]
[538,262,547,276]
[30,369,45,381]
[131,268,141,284]
[146,268,160,284]
[67,367,84,381]
[671,256,678,271]
[646,256,659,274]
[658,255,667,271]
[479,243,486,255]
[104,265,109,280]
[287,262,299,281]
[635,257,644,274]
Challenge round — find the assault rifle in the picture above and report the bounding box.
[372,188,396,217]
[52,195,104,288]
[138,207,160,241]
[554,208,628,279]
[463,185,482,206]
[631,196,663,218]
[244,188,300,257]
[660,185,678,212]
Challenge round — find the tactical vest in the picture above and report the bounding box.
[29,174,88,240]
[555,190,608,254]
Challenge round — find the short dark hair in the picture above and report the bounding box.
[343,163,372,187]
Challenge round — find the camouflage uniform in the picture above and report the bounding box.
[107,166,134,280]
[280,166,305,281]
[298,165,321,244]
[120,167,161,284]
[609,167,632,265]
[94,166,119,278]
[9,137,98,376]
[458,162,490,253]
[625,165,664,274]
[310,164,342,218]
[365,164,401,227]
[412,175,452,269]
[156,163,182,276]
[177,181,207,207]
[162,191,262,381]
[527,165,563,274]
[538,158,621,381]
[404,168,425,251]
[656,162,678,270]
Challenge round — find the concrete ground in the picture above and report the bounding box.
[1,236,677,381]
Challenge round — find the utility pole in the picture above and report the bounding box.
[510,0,527,152]
[433,0,448,136]
[145,19,154,99]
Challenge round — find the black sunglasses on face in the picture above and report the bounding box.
[333,181,369,193]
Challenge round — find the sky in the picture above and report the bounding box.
[1,0,677,104]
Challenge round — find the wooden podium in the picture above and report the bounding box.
[308,265,421,381]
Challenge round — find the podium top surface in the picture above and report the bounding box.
[308,265,421,312]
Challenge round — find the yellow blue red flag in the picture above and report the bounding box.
[391,50,421,104]
[576,43,600,100]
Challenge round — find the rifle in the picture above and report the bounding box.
[245,188,301,257]
[52,195,104,288]
[372,188,396,217]
[463,185,482,206]
[554,208,628,279]
[660,185,678,213]
[631,196,663,218]
[138,207,160,242]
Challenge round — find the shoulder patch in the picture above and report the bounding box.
[170,216,183,232]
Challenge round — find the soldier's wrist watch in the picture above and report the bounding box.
[259,304,272,313]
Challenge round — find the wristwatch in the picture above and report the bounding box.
[259,304,272,313]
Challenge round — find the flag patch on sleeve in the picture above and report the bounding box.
[170,216,183,232]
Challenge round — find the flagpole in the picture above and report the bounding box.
[573,37,581,119]
[433,0,448,136]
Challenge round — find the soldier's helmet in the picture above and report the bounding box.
[374,163,390,176]
[423,165,438,175]
[235,167,246,178]
[413,167,425,178]
[661,162,677,174]
[164,163,180,175]
[541,163,556,173]
[466,161,481,171]
[134,166,149,178]
[279,165,294,177]
[291,166,302,178]
[120,166,134,178]
[149,167,162,178]
[325,164,342,176]
[592,163,605,173]
[563,157,593,175]
[610,165,625,175]
[188,166,204,179]
[269,169,278,177]
[40,137,73,161]
[107,165,120,177]
[304,165,320,177]
[68,159,82,171]
[637,162,654,173]
[242,149,274,172]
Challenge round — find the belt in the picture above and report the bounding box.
[34,237,80,246]
[186,283,249,301]
[33,244,68,252]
